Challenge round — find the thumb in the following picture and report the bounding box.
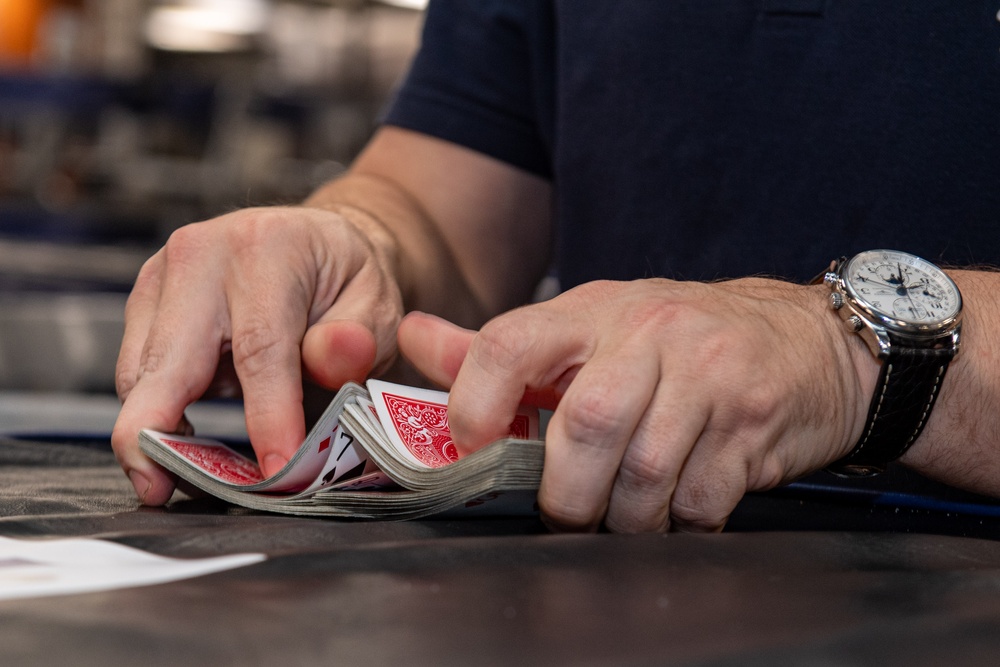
[398,311,573,410]
[302,319,378,388]
[397,311,474,389]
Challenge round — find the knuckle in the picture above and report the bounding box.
[114,360,136,401]
[690,327,735,372]
[670,482,735,532]
[231,318,285,378]
[163,211,286,266]
[559,388,626,444]
[226,210,285,249]
[138,341,169,376]
[715,378,782,437]
[130,252,163,294]
[133,342,206,405]
[603,449,675,533]
[566,279,619,302]
[162,222,209,265]
[616,444,675,495]
[470,315,534,375]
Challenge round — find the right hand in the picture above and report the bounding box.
[112,205,405,505]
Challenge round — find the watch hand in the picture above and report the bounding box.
[860,277,900,290]
[897,263,914,291]
[915,278,941,300]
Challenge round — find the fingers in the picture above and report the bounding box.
[538,346,661,532]
[115,214,310,502]
[398,311,571,409]
[226,289,308,478]
[113,246,228,505]
[438,279,801,535]
[396,311,474,389]
[601,380,708,533]
[115,251,164,404]
[302,260,402,387]
[113,206,413,505]
[435,291,698,533]
[447,306,592,454]
[431,291,676,531]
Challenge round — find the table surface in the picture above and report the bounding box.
[4,409,1000,665]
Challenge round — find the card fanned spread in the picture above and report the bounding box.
[139,380,544,520]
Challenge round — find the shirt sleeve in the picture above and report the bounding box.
[382,0,552,178]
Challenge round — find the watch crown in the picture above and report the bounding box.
[829,292,844,310]
[823,272,838,288]
[845,315,864,333]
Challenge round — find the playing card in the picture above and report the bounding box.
[154,434,265,485]
[141,384,372,492]
[295,425,373,493]
[327,469,396,491]
[356,394,383,433]
[366,379,539,469]
[138,380,545,520]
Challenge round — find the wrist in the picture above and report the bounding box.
[807,279,880,466]
[725,276,875,467]
[898,270,1000,488]
[303,173,488,328]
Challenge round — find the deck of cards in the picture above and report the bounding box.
[139,380,544,520]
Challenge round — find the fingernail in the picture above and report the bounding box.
[262,454,288,477]
[128,470,151,504]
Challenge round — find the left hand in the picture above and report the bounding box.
[398,277,877,533]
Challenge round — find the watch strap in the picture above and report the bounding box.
[829,345,955,475]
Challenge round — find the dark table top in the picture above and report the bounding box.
[3,433,1000,666]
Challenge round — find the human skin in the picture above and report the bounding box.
[113,127,551,506]
[113,126,1000,532]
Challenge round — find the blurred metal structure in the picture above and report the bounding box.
[0,0,423,393]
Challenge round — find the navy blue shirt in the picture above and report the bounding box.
[385,1,1000,286]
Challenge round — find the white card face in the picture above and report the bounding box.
[366,379,540,470]
[282,395,362,490]
[144,384,369,493]
[296,425,370,493]
[0,536,264,601]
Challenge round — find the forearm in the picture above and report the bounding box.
[303,171,488,330]
[900,269,1000,494]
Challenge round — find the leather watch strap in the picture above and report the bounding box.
[829,345,955,476]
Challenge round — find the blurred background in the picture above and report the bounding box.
[0,0,424,432]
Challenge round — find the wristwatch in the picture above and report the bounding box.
[822,249,963,476]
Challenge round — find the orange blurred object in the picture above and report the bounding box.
[0,0,54,66]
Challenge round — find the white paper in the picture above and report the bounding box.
[0,536,265,601]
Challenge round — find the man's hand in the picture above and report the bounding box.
[113,205,404,505]
[111,127,553,507]
[398,277,879,533]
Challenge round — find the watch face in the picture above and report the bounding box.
[843,250,962,329]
